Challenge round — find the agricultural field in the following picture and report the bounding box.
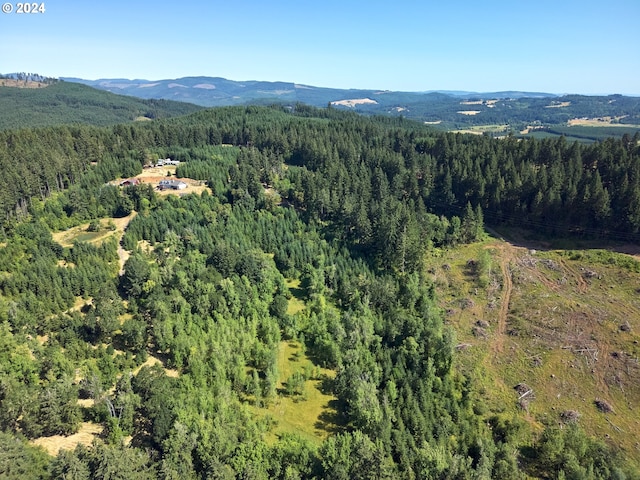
[451,124,511,136]
[568,116,640,128]
[521,123,640,143]
[430,234,640,462]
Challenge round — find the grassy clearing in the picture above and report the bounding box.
[432,235,640,463]
[285,278,306,315]
[52,212,135,248]
[30,422,103,456]
[250,341,343,446]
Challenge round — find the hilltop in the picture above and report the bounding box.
[0,79,202,130]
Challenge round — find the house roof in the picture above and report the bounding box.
[120,178,140,185]
[159,179,187,188]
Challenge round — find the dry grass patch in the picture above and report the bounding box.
[457,110,481,116]
[30,422,103,456]
[0,79,50,89]
[567,116,640,127]
[52,224,116,248]
[134,354,179,378]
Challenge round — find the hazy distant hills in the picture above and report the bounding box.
[62,76,401,107]
[63,76,555,107]
[62,76,640,130]
[3,72,639,137]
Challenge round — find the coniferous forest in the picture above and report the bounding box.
[0,104,639,479]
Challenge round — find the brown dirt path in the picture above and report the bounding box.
[494,244,514,353]
[557,258,588,293]
[117,212,137,275]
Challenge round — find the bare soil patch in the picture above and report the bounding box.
[116,166,209,197]
[330,98,378,107]
[457,110,481,116]
[487,242,516,354]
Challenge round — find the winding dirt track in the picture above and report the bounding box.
[497,256,512,351]
[492,244,514,354]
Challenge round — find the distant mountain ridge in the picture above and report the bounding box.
[3,72,639,135]
[62,76,558,107]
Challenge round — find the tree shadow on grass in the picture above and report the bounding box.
[314,399,348,435]
[312,375,348,435]
[288,286,305,301]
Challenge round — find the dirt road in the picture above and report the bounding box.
[117,212,137,275]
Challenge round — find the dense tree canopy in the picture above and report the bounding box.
[0,105,638,478]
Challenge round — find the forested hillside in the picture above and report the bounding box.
[0,105,638,478]
[2,104,640,241]
[0,80,202,130]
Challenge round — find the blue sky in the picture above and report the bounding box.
[1,0,638,94]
